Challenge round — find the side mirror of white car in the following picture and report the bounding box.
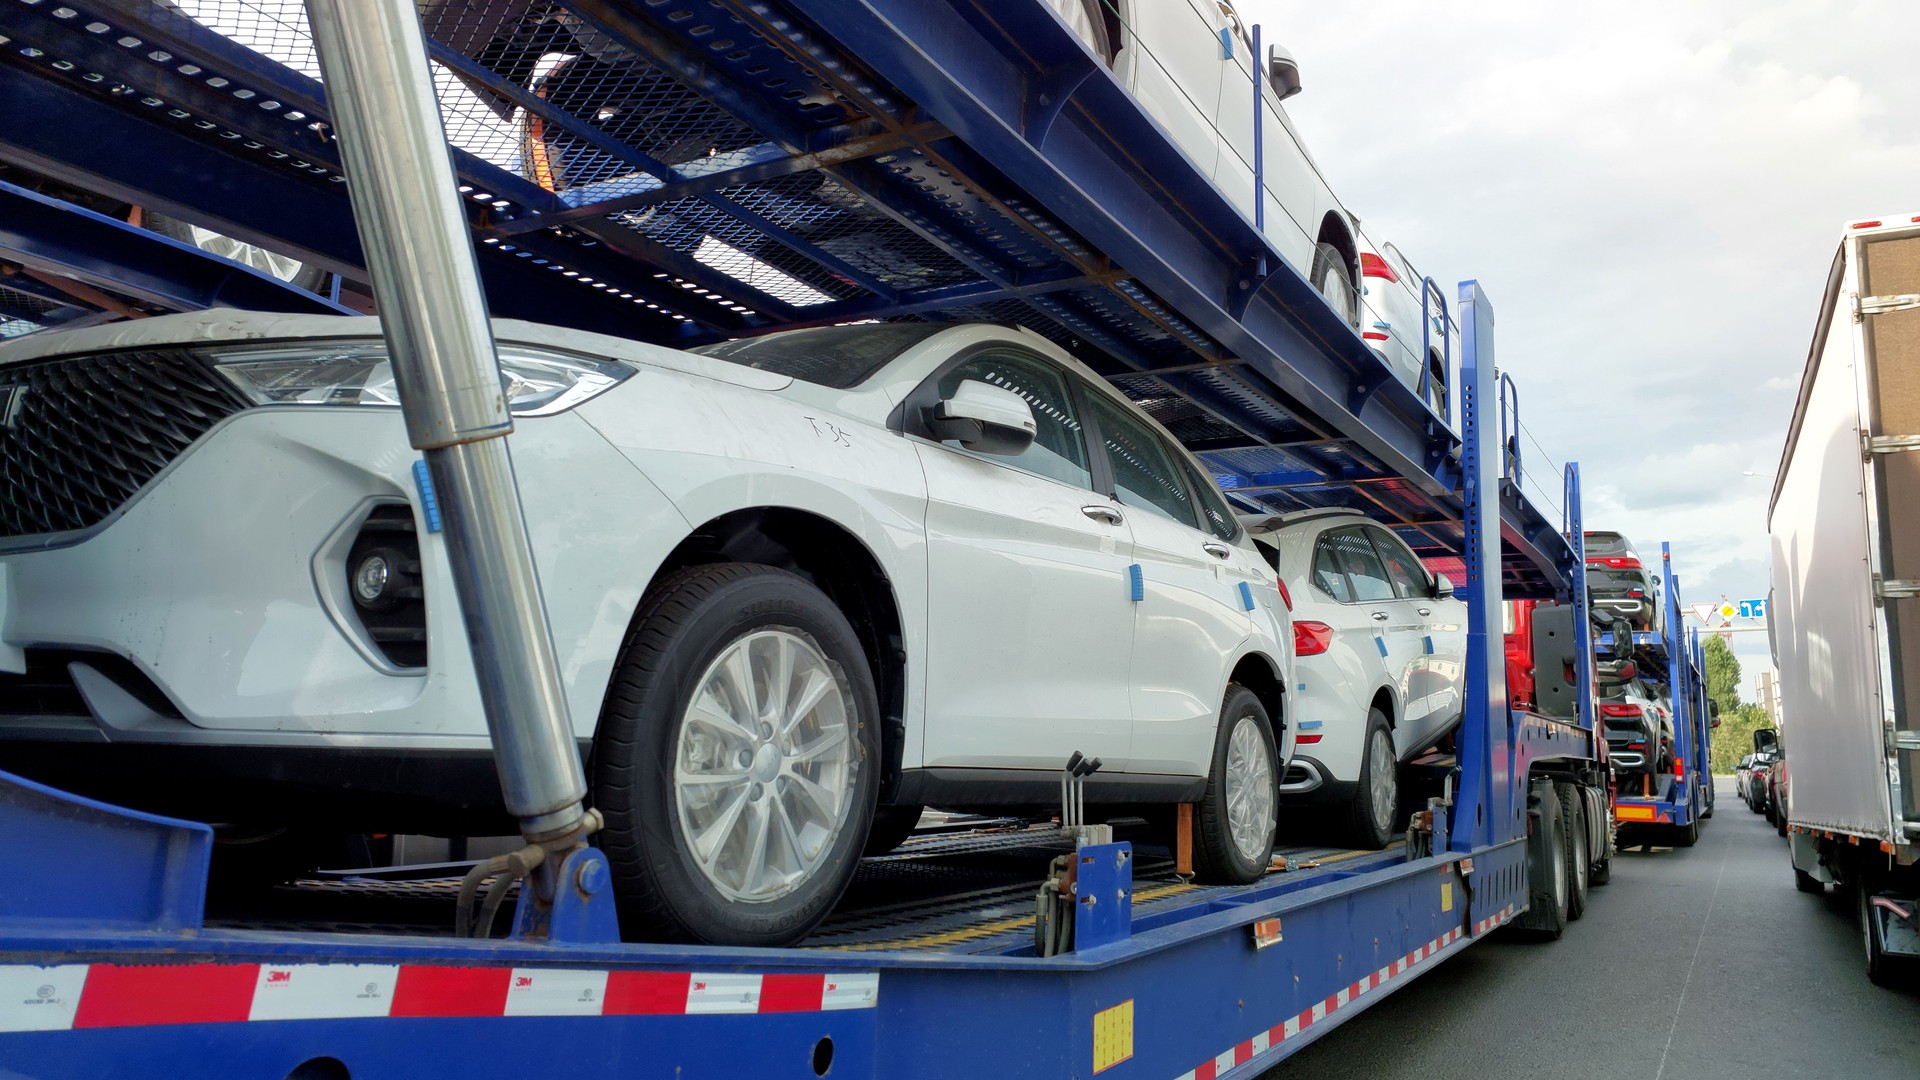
[931,379,1037,456]
[1431,572,1454,599]
[1267,45,1302,101]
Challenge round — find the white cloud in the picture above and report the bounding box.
[1243,0,1920,694]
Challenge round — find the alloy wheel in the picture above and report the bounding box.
[1224,715,1277,862]
[673,627,856,903]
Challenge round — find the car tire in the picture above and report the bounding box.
[1514,781,1570,940]
[1339,710,1397,850]
[1192,685,1279,885]
[1673,816,1699,848]
[1310,242,1358,327]
[1776,806,1789,837]
[862,803,924,857]
[593,563,878,946]
[1557,782,1589,921]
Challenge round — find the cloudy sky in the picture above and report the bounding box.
[1245,0,1920,697]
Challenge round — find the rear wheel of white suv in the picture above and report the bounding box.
[1192,685,1279,884]
[593,563,878,946]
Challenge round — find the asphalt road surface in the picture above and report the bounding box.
[1266,779,1920,1079]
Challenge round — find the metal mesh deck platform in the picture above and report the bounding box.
[206,820,1394,953]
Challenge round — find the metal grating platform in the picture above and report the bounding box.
[205,820,1396,954]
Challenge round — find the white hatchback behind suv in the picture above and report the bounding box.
[1243,509,1466,848]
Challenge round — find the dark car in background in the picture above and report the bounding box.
[1584,531,1661,631]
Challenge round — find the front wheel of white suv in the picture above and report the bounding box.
[1192,685,1279,884]
[1340,710,1398,850]
[593,563,878,946]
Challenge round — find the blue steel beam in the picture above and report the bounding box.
[1452,280,1513,852]
[0,179,351,316]
[771,1,1440,476]
[0,66,683,341]
[21,0,783,330]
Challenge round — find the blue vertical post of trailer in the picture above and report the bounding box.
[1565,464,1595,733]
[1451,280,1513,852]
[1661,542,1692,820]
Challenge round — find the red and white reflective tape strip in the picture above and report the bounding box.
[1170,907,1513,1080]
[0,963,878,1033]
[1473,904,1517,935]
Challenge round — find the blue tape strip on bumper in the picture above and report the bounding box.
[412,459,443,534]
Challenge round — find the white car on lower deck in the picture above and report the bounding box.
[0,311,1290,945]
[1243,509,1466,849]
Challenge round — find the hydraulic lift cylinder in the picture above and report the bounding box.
[304,0,587,841]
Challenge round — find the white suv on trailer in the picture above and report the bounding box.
[1244,509,1465,848]
[0,312,1291,945]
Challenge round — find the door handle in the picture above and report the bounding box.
[1417,608,1432,617]
[1081,504,1124,525]
[1201,541,1232,559]
[1371,611,1390,621]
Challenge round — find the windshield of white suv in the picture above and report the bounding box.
[692,324,947,388]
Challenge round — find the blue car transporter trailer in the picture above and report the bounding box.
[1611,544,1713,845]
[0,1,1609,1076]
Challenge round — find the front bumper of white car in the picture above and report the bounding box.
[0,397,682,825]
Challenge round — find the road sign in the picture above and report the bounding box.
[1738,597,1768,620]
[1718,601,1738,621]
[1691,603,1715,624]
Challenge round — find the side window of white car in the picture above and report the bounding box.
[1182,458,1239,542]
[1086,392,1201,528]
[1311,539,1353,603]
[1325,527,1394,602]
[1368,527,1429,599]
[934,350,1092,489]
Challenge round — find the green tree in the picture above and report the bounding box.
[1711,703,1774,774]
[1703,635,1743,714]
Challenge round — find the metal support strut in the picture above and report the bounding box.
[303,0,613,941]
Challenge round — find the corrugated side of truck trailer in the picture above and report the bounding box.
[1769,238,1896,842]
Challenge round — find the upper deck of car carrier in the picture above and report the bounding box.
[0,3,1622,1078]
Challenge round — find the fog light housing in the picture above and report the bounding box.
[345,505,426,667]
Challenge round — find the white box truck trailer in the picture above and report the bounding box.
[1769,214,1920,985]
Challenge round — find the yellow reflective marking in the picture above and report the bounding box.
[1093,999,1135,1073]
[1441,880,1453,913]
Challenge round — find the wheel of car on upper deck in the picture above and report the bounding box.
[1310,242,1358,327]
[592,562,878,946]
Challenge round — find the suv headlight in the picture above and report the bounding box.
[205,340,631,416]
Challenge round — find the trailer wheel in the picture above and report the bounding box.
[1556,782,1589,920]
[1192,685,1278,885]
[1858,882,1910,988]
[1337,710,1397,850]
[1672,816,1700,848]
[1514,781,1569,940]
[1794,865,1824,894]
[593,563,878,946]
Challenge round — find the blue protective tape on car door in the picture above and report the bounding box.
[412,459,443,534]
[1129,563,1144,602]
[1238,581,1256,611]
[1424,635,1435,655]
[1375,635,1388,657]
